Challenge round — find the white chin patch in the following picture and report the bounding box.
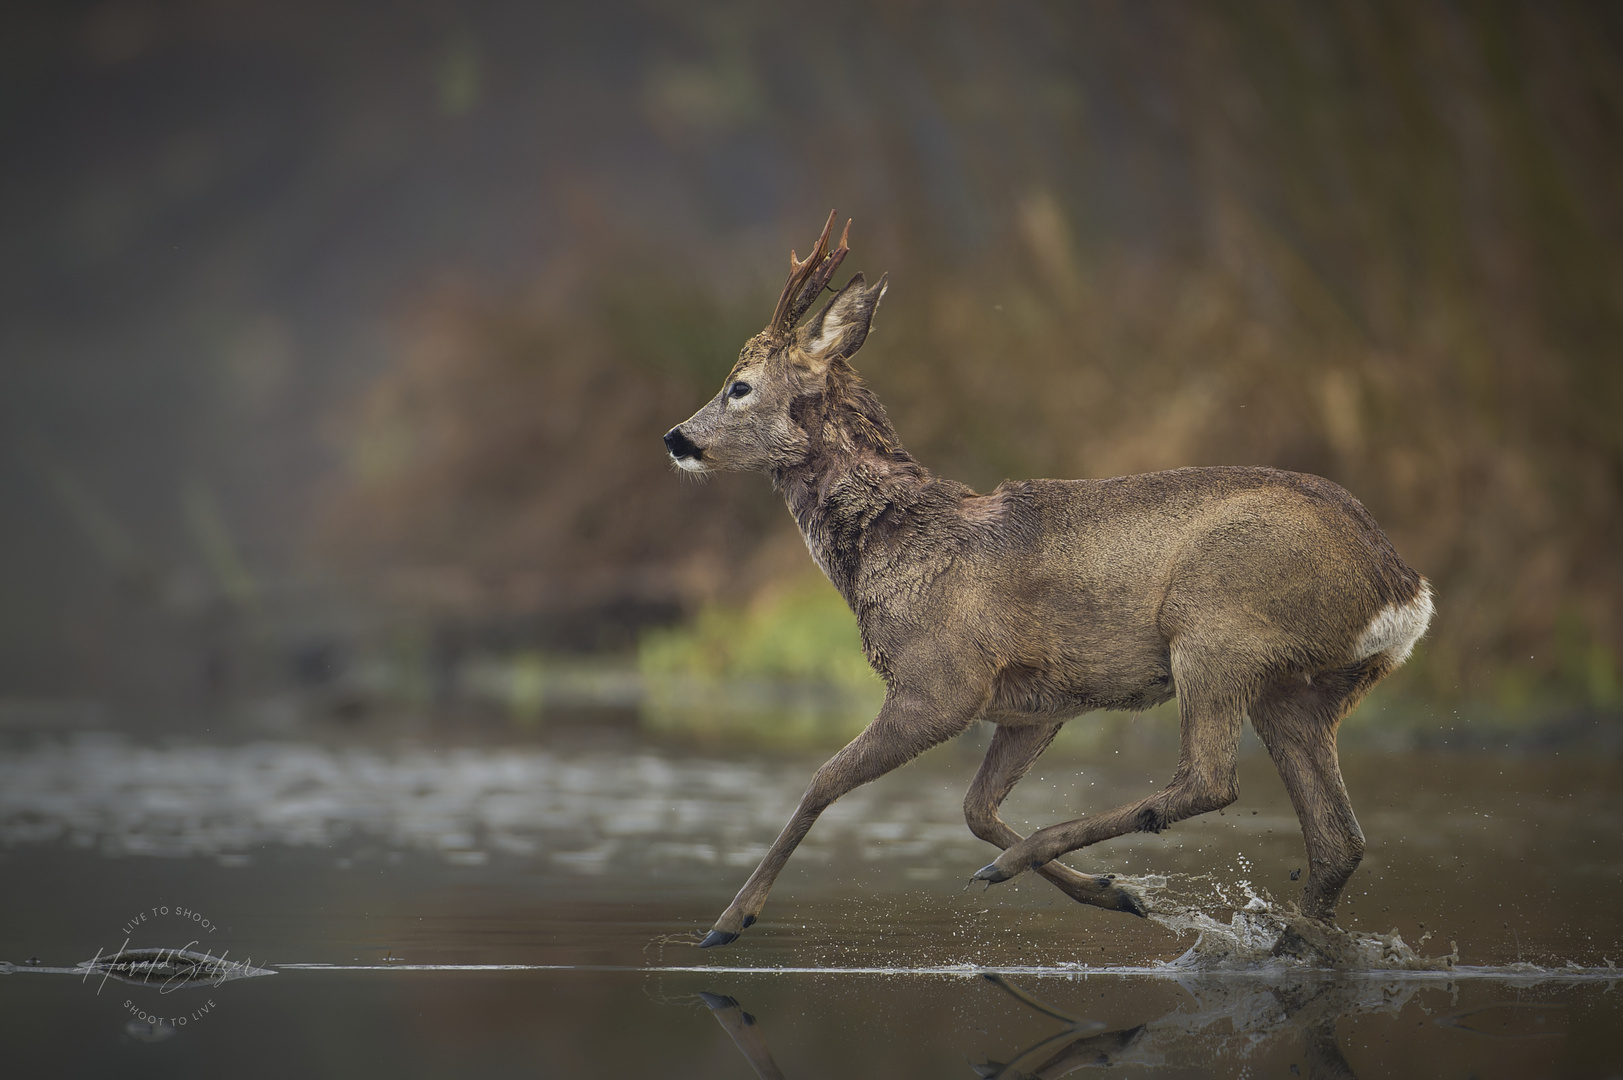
[673,455,710,473]
[1353,580,1435,665]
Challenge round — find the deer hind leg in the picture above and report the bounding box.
[973,648,1247,886]
[1250,657,1390,922]
[964,723,1147,916]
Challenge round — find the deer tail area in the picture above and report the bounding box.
[1352,578,1434,666]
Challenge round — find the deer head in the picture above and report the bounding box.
[663,211,888,474]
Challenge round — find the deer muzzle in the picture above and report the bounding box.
[663,427,705,467]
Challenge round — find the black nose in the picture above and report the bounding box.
[664,428,701,459]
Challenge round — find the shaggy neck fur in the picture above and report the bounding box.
[772,364,931,599]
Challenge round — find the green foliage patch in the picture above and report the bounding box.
[638,576,884,745]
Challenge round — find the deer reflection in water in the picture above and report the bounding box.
[970,973,1375,1080]
[698,972,1414,1079]
[699,992,787,1080]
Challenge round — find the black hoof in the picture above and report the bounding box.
[699,929,739,949]
[973,862,1012,883]
[698,992,738,1010]
[1117,890,1149,918]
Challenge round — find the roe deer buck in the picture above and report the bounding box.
[664,212,1433,949]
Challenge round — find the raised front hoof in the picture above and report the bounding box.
[972,862,1013,884]
[698,992,739,1010]
[699,929,739,949]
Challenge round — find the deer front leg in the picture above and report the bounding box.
[698,993,787,1080]
[965,723,1147,917]
[701,687,977,948]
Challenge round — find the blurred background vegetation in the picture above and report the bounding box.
[3,0,1619,743]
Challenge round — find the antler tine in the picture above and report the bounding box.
[807,209,837,266]
[769,211,850,340]
[786,211,837,271]
[789,217,851,326]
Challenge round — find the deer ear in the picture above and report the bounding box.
[797,272,887,372]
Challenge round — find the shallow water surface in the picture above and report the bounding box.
[2,730,1620,1077]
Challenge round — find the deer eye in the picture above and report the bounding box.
[728,381,752,400]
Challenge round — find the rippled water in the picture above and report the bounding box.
[2,727,1620,1077]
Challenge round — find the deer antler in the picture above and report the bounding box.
[768,210,851,341]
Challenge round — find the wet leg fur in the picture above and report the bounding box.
[1249,657,1390,921]
[975,645,1249,883]
[964,723,1147,915]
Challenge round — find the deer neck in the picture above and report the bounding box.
[772,379,929,600]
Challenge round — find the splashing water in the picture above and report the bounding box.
[1114,873,1459,973]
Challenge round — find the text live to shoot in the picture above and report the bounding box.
[83,903,260,1031]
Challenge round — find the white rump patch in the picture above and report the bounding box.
[1354,580,1434,665]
